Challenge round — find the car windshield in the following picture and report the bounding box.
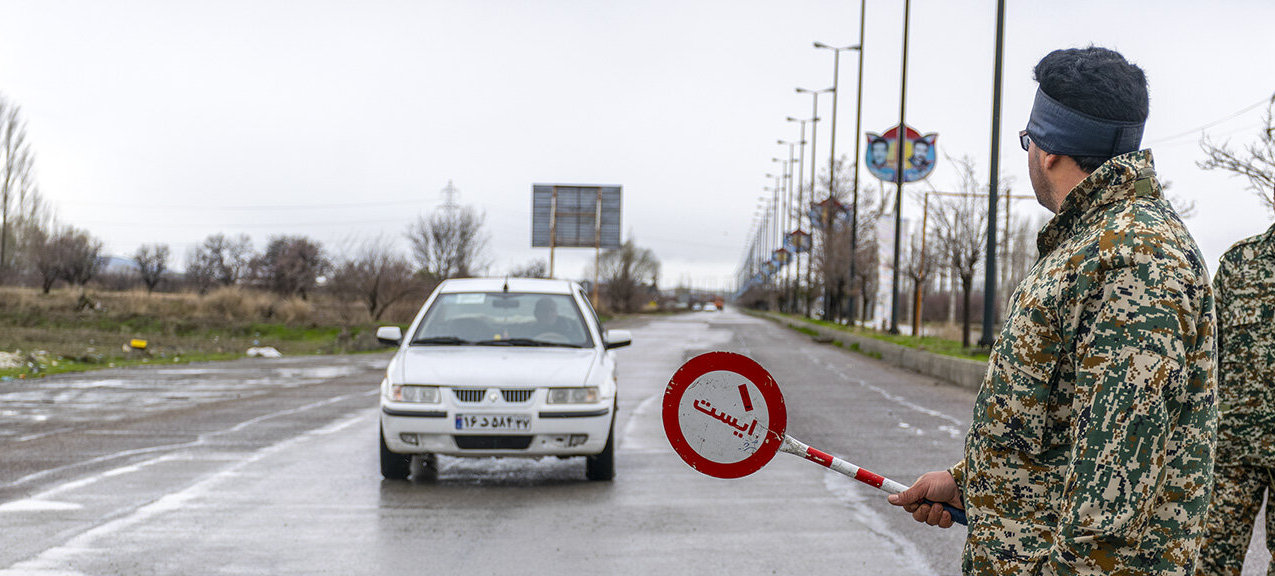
[410,292,593,348]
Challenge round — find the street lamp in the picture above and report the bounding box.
[775,144,798,311]
[785,117,816,315]
[795,87,836,317]
[794,88,831,316]
[814,41,861,321]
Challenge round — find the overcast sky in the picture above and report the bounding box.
[3,0,1273,291]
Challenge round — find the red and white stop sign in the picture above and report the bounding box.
[662,351,787,479]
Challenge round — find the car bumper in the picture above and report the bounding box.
[380,404,613,457]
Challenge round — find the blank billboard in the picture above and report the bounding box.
[531,184,622,248]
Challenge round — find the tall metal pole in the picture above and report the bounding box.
[979,0,1005,348]
[797,90,827,317]
[913,191,929,337]
[788,119,809,315]
[889,0,911,334]
[814,43,858,321]
[849,0,867,326]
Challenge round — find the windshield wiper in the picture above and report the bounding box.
[474,338,583,348]
[410,336,470,346]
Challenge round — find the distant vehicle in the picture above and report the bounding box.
[702,303,718,312]
[375,277,632,481]
[691,303,703,311]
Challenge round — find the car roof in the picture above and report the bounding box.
[437,277,580,295]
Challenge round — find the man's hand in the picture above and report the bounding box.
[887,470,964,529]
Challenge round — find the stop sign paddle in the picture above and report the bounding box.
[662,351,966,526]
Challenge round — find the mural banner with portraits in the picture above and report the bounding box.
[864,124,937,183]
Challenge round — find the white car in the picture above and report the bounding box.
[375,277,631,481]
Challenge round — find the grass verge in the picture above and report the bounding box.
[763,311,990,363]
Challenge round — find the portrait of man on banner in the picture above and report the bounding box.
[864,125,938,183]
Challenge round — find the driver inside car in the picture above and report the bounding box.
[532,297,572,337]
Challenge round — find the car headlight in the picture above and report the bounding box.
[547,387,599,404]
[388,385,441,403]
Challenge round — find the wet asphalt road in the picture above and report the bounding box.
[1,309,1268,575]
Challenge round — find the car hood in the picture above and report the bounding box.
[390,346,599,389]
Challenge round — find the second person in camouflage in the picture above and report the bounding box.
[1197,216,1275,576]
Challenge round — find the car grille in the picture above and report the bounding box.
[501,389,534,403]
[454,435,533,450]
[452,388,535,403]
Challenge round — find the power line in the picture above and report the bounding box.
[1146,93,1273,145]
[72,198,427,211]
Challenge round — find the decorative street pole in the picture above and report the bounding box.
[889,0,911,334]
[813,42,861,321]
[796,87,831,317]
[979,0,1006,348]
[849,0,867,326]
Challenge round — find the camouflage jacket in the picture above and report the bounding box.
[950,150,1217,575]
[1214,221,1275,468]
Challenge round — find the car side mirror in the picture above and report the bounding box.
[376,326,403,347]
[603,329,632,350]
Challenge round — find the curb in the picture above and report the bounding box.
[754,312,988,391]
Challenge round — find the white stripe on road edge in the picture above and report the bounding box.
[801,349,965,428]
[823,471,938,576]
[0,411,370,576]
[2,389,378,491]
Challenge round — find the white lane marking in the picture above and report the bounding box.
[0,499,82,512]
[801,350,965,428]
[822,471,938,576]
[16,428,77,443]
[618,392,664,453]
[0,411,370,575]
[2,390,378,492]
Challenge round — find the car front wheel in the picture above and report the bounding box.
[585,411,616,481]
[380,428,411,480]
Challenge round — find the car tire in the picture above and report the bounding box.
[411,453,438,482]
[380,428,411,480]
[586,411,616,481]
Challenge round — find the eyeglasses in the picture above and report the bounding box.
[1018,129,1031,152]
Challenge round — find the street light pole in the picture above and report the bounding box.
[979,0,1006,348]
[890,0,911,334]
[785,119,812,315]
[814,42,861,321]
[850,0,867,325]
[796,88,832,317]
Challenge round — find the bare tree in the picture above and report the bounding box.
[30,227,58,293]
[406,205,490,281]
[252,235,329,299]
[328,237,424,321]
[1199,96,1275,214]
[813,155,854,321]
[903,219,938,336]
[1,94,38,279]
[186,233,254,293]
[508,259,549,279]
[845,183,891,323]
[29,226,103,293]
[931,156,990,348]
[134,243,170,294]
[588,238,660,313]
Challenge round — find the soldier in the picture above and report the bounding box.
[888,46,1217,574]
[1197,212,1275,576]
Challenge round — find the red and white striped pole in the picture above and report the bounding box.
[779,435,966,525]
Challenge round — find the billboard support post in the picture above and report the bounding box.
[532,184,623,292]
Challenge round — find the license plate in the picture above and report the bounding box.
[455,414,531,431]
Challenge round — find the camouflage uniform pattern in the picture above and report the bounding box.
[1197,222,1275,576]
[949,150,1217,575]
